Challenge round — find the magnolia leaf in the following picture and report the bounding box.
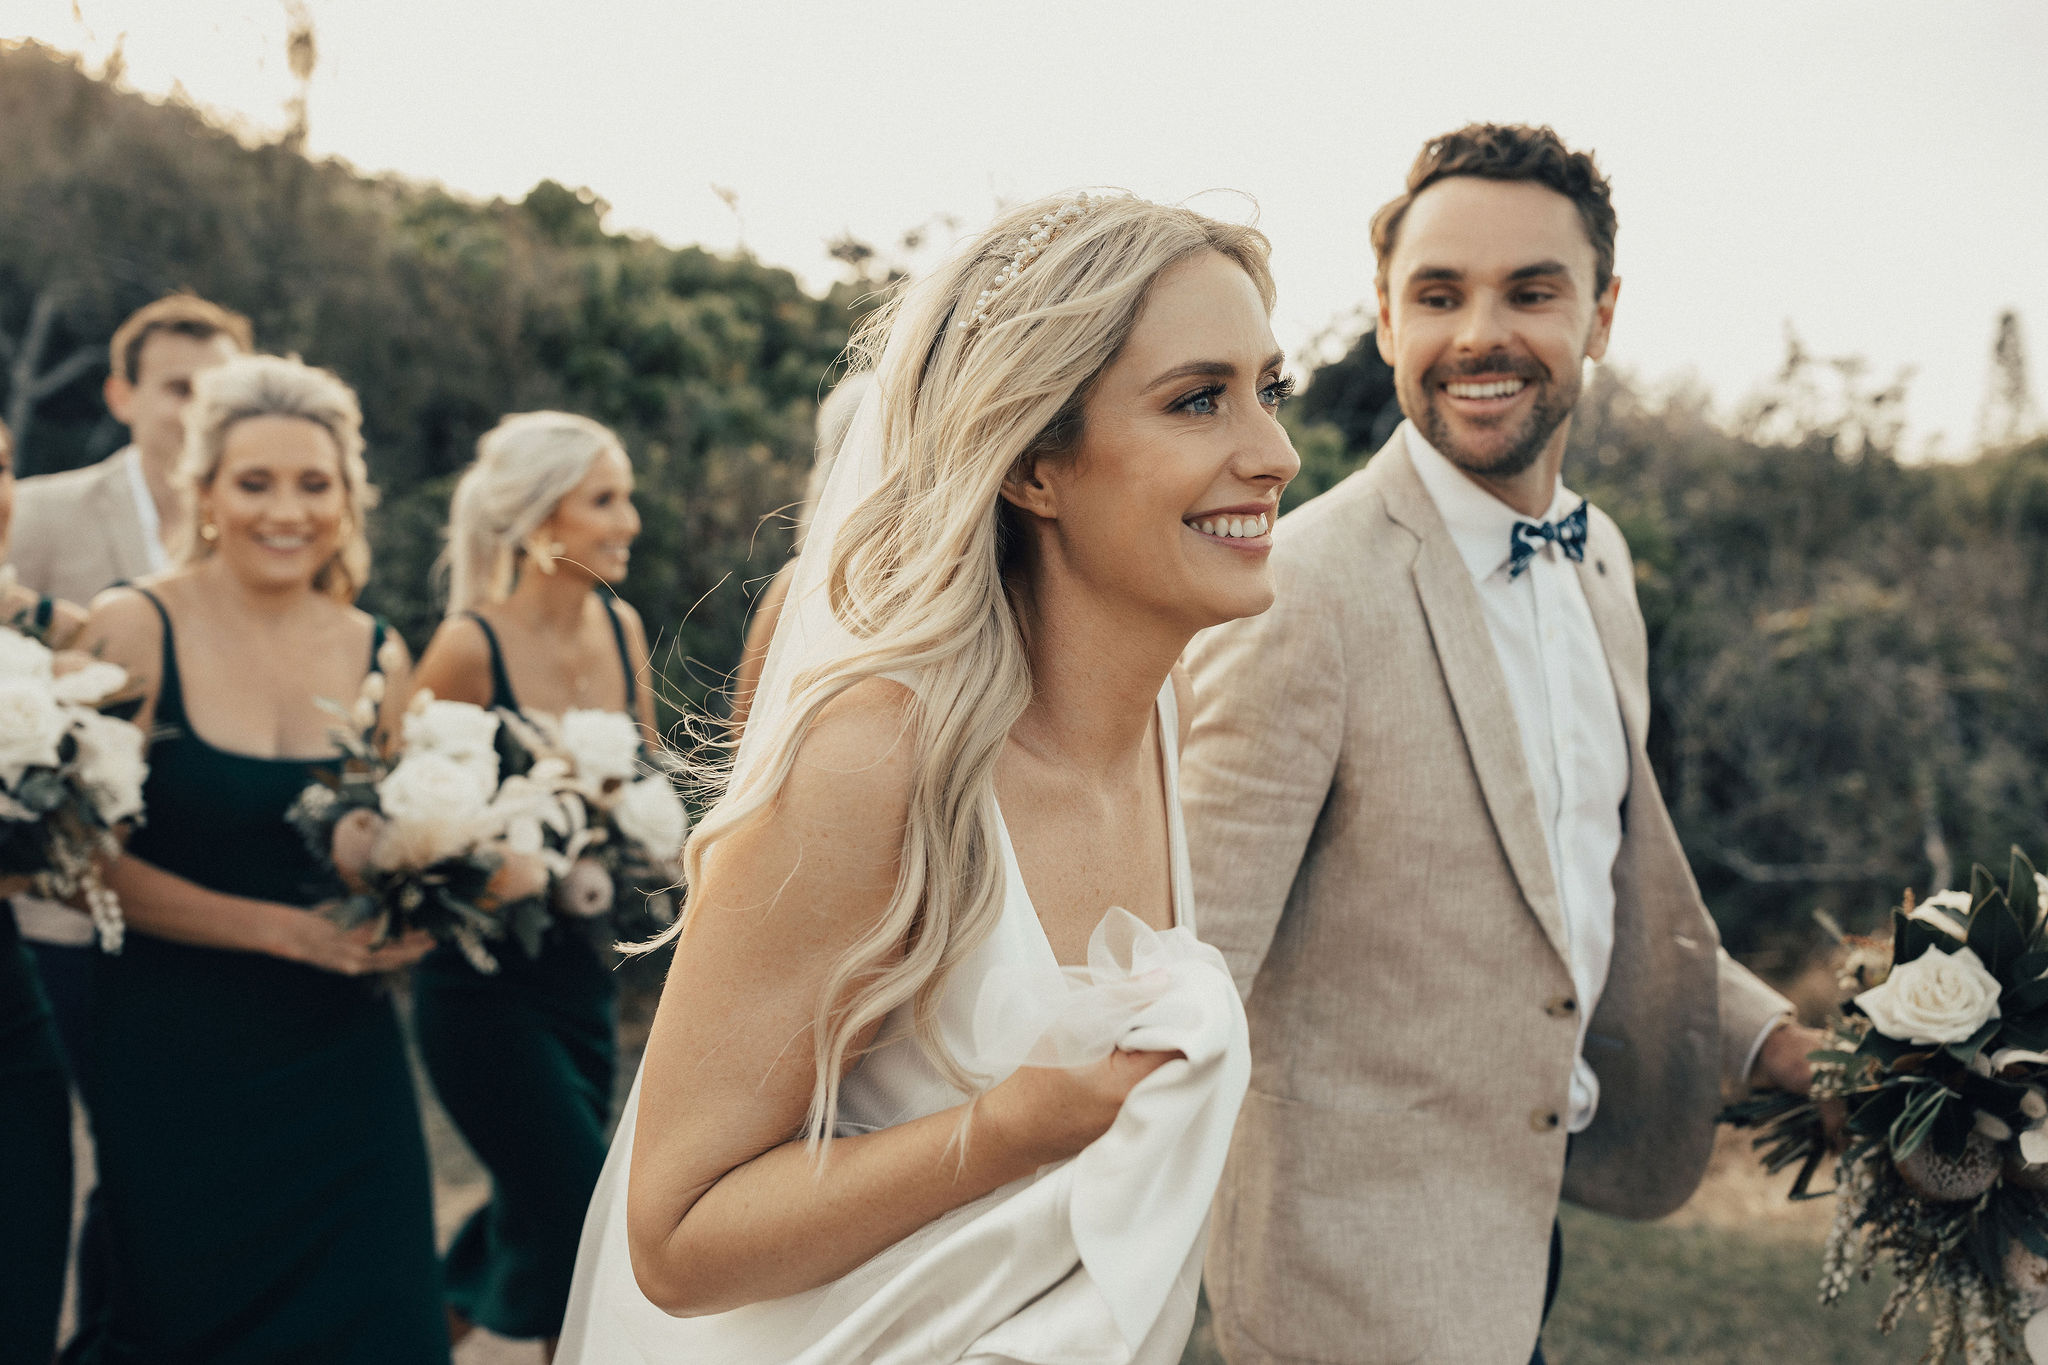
[1968,886,2028,979]
[1947,1016,2003,1066]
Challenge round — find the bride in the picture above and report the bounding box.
[560,191,1299,1363]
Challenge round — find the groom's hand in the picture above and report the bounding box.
[1753,1020,1848,1148]
[1753,1020,1823,1095]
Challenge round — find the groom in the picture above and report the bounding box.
[1181,123,1822,1364]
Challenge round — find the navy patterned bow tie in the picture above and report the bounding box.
[1507,499,1590,580]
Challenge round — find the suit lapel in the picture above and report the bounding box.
[1572,518,1650,757]
[1373,433,1571,965]
[93,453,156,585]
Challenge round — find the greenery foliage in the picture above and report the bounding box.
[0,41,864,722]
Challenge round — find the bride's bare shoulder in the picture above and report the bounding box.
[759,677,918,845]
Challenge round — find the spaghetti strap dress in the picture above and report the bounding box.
[410,593,630,1340]
[0,896,70,1365]
[1,591,76,1365]
[65,589,448,1365]
[557,679,1252,1365]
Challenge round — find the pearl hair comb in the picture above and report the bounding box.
[956,194,1098,332]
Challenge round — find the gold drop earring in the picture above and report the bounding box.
[199,522,220,543]
[526,537,564,575]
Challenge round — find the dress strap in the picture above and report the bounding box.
[1155,678,1195,936]
[130,586,185,726]
[597,593,638,711]
[461,611,520,712]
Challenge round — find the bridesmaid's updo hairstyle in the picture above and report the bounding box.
[442,411,626,615]
[175,354,375,602]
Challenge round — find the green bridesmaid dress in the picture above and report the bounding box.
[67,589,448,1364]
[410,595,628,1340]
[0,900,71,1365]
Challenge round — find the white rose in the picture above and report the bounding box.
[1911,890,1975,942]
[613,776,688,863]
[0,629,54,682]
[402,697,502,782]
[1856,944,2002,1045]
[50,660,127,707]
[561,709,640,786]
[373,751,493,869]
[67,711,147,824]
[555,856,615,919]
[0,678,69,787]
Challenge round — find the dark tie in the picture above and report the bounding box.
[1508,500,1590,581]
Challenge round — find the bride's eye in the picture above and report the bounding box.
[1260,375,1297,410]
[1174,384,1225,416]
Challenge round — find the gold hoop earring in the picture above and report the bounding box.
[199,523,220,543]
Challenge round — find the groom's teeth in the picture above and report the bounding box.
[1446,379,1527,399]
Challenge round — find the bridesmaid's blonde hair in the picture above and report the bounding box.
[645,191,1274,1150]
[441,411,626,614]
[175,354,375,602]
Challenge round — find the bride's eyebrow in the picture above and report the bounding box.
[1144,352,1286,393]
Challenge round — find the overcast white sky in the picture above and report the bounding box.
[9,0,2046,453]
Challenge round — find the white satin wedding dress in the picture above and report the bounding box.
[556,679,1250,1364]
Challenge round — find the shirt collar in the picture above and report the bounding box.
[1401,423,1579,584]
[120,445,169,574]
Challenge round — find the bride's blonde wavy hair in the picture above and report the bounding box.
[650,192,1273,1148]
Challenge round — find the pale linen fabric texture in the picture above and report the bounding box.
[9,445,165,947]
[1183,423,1793,1365]
[11,446,165,608]
[1404,429,1630,1133]
[556,682,1251,1364]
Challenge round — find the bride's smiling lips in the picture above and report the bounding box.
[1183,501,1276,551]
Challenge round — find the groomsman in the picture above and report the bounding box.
[1181,124,1823,1365]
[9,293,250,1040]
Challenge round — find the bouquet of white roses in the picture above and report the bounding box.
[501,706,687,942]
[0,624,146,952]
[1726,850,2048,1363]
[286,685,558,973]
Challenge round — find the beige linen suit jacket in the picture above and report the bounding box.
[1183,428,1791,1365]
[11,449,158,608]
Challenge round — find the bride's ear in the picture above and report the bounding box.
[998,455,1059,521]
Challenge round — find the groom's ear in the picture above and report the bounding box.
[1374,290,1397,367]
[999,455,1059,521]
[1584,275,1621,362]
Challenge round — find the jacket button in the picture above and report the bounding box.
[1545,995,1578,1019]
[1531,1108,1561,1132]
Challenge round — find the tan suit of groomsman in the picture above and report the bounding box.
[1182,125,1825,1365]
[9,295,248,979]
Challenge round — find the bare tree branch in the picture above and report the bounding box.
[1697,842,1892,886]
[27,344,98,401]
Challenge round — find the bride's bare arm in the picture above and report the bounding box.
[626,680,1172,1316]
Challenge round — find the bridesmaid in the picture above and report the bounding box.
[0,414,85,1365]
[407,411,653,1357]
[67,355,448,1364]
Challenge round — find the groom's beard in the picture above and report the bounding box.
[1414,352,1578,481]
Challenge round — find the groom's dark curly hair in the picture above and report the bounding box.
[1370,123,1617,296]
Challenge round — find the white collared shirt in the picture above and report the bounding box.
[1405,426,1629,1132]
[121,445,170,574]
